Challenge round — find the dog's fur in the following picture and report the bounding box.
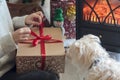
[63,34,120,80]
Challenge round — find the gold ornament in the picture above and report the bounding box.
[66,4,76,21]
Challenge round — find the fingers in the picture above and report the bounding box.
[25,11,44,26]
[19,27,31,34]
[32,14,42,25]
[36,11,44,18]
[31,21,40,26]
[19,34,30,41]
[12,27,31,43]
[33,11,43,25]
[19,28,31,41]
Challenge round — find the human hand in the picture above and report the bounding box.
[25,11,44,26]
[12,27,31,44]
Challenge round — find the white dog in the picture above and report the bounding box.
[61,34,120,80]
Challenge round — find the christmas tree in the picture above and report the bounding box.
[53,8,64,22]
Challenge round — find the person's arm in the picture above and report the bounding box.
[12,15,28,28]
[0,32,17,56]
[12,11,43,28]
[12,11,43,44]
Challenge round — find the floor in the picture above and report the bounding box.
[60,58,80,80]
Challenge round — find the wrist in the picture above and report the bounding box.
[13,15,28,28]
[24,15,29,25]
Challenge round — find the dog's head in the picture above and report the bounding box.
[67,34,109,68]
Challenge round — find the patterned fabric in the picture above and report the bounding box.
[51,0,76,39]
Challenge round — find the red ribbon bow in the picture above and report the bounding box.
[31,23,52,46]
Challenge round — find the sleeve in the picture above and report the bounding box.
[12,15,28,28]
[0,32,18,56]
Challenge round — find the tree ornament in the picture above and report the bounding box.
[53,8,65,36]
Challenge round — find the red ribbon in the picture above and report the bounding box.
[28,23,62,70]
[31,23,46,70]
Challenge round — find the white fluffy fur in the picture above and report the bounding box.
[61,34,120,80]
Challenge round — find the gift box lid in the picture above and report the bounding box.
[17,27,65,56]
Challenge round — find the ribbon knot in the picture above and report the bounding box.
[41,35,52,40]
[31,30,52,46]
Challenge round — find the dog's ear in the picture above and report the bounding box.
[74,40,85,56]
[84,34,101,43]
[74,40,80,48]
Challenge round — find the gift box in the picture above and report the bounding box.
[16,27,65,73]
[50,0,76,39]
